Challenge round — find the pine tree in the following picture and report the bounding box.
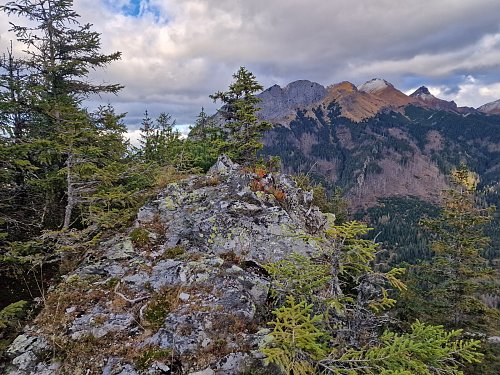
[210,67,271,164]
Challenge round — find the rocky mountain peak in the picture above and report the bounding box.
[325,81,389,122]
[410,86,432,97]
[357,78,393,94]
[478,98,500,115]
[255,77,497,125]
[330,81,358,92]
[257,80,327,121]
[357,78,415,108]
[410,86,458,112]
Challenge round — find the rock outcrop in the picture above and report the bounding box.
[2,156,326,375]
[257,80,327,122]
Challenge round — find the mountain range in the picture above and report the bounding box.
[258,78,500,263]
[258,78,500,124]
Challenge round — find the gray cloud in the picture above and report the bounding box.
[2,0,500,127]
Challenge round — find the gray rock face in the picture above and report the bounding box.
[257,80,327,121]
[3,333,55,375]
[478,98,500,115]
[3,155,325,374]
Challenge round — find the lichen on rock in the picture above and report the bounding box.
[2,155,325,375]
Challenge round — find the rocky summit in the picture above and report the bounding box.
[2,156,326,375]
[409,86,459,112]
[257,80,328,122]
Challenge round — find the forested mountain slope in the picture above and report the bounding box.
[260,82,500,264]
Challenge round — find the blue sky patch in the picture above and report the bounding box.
[122,0,142,17]
[103,0,162,20]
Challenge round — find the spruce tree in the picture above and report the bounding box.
[0,0,124,230]
[262,219,484,374]
[138,112,181,166]
[210,67,271,164]
[185,107,227,171]
[402,165,496,330]
[0,41,29,141]
[1,0,122,102]
[139,110,155,161]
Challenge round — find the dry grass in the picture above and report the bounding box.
[34,277,183,374]
[155,166,189,190]
[192,176,221,189]
[220,251,243,265]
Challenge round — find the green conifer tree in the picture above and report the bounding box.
[0,0,124,231]
[210,67,271,164]
[402,165,496,329]
[138,112,182,166]
[139,110,155,161]
[185,107,227,171]
[262,218,484,374]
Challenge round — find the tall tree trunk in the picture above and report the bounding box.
[63,152,74,229]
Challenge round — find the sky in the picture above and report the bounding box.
[2,0,500,141]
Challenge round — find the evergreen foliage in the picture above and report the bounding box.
[355,197,440,267]
[0,0,126,234]
[186,107,227,171]
[264,253,330,300]
[318,321,482,374]
[0,0,156,353]
[261,296,328,375]
[261,219,484,374]
[139,111,182,165]
[210,67,272,164]
[402,166,497,330]
[1,0,122,100]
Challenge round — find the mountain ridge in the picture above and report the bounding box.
[258,78,499,123]
[479,98,500,115]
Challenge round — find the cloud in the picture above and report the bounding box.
[125,125,190,147]
[2,0,500,125]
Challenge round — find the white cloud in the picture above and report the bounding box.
[126,128,143,147]
[479,83,500,98]
[2,0,500,124]
[126,124,190,147]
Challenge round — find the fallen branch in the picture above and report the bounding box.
[114,282,150,304]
